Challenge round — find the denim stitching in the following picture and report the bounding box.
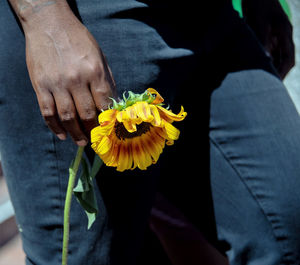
[209,137,295,264]
[50,133,65,264]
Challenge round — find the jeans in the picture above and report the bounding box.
[210,70,300,264]
[0,1,112,264]
[1,0,300,264]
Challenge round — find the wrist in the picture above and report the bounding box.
[18,0,76,33]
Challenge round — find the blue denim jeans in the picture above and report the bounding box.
[209,70,300,264]
[147,69,300,265]
[1,0,300,264]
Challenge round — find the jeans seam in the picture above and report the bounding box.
[50,133,65,264]
[209,137,290,264]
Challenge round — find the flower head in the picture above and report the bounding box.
[91,88,187,171]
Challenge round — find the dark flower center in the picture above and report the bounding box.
[114,122,152,140]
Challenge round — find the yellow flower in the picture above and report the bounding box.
[91,88,187,171]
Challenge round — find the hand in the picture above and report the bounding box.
[242,0,295,79]
[23,5,115,146]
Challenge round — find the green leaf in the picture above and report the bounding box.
[73,157,99,229]
[73,158,90,193]
[90,155,103,179]
[86,212,97,230]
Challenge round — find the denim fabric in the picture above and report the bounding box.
[0,2,112,264]
[0,0,199,264]
[1,0,300,265]
[210,70,300,264]
[147,70,300,265]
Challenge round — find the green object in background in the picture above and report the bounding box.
[279,0,292,20]
[232,0,292,20]
[232,0,243,18]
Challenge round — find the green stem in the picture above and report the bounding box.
[62,146,85,265]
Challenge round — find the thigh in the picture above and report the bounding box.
[0,2,111,265]
[209,70,300,264]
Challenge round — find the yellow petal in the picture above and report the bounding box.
[147,88,164,104]
[91,142,99,156]
[126,140,133,170]
[91,126,104,143]
[116,110,129,123]
[117,140,133,172]
[98,109,117,124]
[134,102,154,122]
[97,136,112,155]
[142,131,162,163]
[163,120,180,140]
[149,105,162,127]
[131,139,143,170]
[132,138,151,170]
[103,139,120,167]
[152,128,166,152]
[125,106,138,120]
[155,127,168,147]
[123,120,137,133]
[91,120,115,140]
[166,139,174,146]
[140,140,153,169]
[125,106,143,125]
[157,105,187,122]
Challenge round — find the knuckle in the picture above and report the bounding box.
[79,60,103,79]
[59,111,76,123]
[89,62,105,79]
[80,109,96,122]
[37,74,61,88]
[93,86,111,97]
[41,108,55,120]
[38,100,55,120]
[34,79,51,92]
[91,62,102,74]
[66,71,81,86]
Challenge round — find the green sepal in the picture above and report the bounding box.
[108,89,157,111]
[73,156,102,230]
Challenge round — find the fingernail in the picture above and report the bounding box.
[76,139,88,146]
[57,133,67,140]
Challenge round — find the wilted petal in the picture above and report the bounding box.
[98,109,117,123]
[123,120,137,133]
[117,110,129,123]
[149,105,162,127]
[147,88,164,104]
[91,88,186,171]
[157,105,187,122]
[163,120,180,140]
[134,102,154,122]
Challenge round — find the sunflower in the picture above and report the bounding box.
[91,88,187,171]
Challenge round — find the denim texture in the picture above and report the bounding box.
[210,70,300,264]
[0,2,112,264]
[1,0,300,264]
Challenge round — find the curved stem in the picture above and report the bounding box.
[62,146,85,265]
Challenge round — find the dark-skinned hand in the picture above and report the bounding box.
[15,1,116,146]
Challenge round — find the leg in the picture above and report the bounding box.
[210,70,300,264]
[0,1,111,264]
